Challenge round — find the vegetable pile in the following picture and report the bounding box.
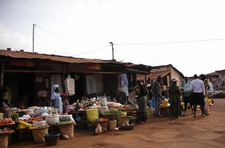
[56,121,72,124]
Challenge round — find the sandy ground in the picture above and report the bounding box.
[9,99,225,148]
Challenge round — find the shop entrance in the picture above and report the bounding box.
[4,72,34,107]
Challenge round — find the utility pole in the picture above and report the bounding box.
[32,24,36,52]
[109,42,114,60]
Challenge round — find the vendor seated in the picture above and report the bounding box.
[15,96,27,109]
[2,93,10,113]
[115,89,127,104]
[38,94,49,107]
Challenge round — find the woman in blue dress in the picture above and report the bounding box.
[50,84,63,114]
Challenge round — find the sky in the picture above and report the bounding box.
[0,0,225,77]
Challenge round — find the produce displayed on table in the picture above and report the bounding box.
[29,126,48,129]
[0,118,14,124]
[95,118,109,122]
[56,121,73,124]
[0,127,13,133]
[18,115,42,122]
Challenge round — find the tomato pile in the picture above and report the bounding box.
[18,116,42,122]
[0,118,13,124]
[98,118,109,121]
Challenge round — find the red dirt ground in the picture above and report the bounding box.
[9,99,225,148]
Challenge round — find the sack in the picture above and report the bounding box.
[145,107,150,117]
[148,106,154,115]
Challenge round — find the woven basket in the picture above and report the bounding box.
[94,120,108,132]
[122,125,134,130]
[31,127,49,143]
[58,123,74,139]
[104,113,117,120]
[0,134,8,148]
[118,116,132,128]
[129,117,137,125]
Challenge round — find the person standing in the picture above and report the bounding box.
[190,74,205,118]
[200,74,209,98]
[136,80,148,124]
[168,78,182,117]
[180,77,192,114]
[61,93,69,113]
[50,84,63,114]
[200,74,210,115]
[152,76,163,117]
[208,79,214,104]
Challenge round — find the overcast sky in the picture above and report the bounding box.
[0,0,225,77]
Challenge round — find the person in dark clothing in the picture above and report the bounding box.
[115,89,127,104]
[136,80,148,124]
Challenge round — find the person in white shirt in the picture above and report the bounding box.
[190,74,206,118]
[207,79,214,104]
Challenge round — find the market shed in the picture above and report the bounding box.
[137,64,184,91]
[122,63,152,90]
[0,49,150,107]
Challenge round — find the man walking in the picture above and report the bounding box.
[152,76,163,117]
[190,74,206,118]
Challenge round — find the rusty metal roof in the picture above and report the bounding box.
[150,70,170,79]
[0,49,119,64]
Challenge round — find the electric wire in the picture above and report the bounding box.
[115,37,225,46]
[97,0,108,42]
[72,45,110,56]
[35,24,102,45]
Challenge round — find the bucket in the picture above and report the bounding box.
[108,120,117,131]
[87,123,95,131]
[162,101,168,107]
[97,106,108,116]
[44,133,60,146]
[0,113,3,118]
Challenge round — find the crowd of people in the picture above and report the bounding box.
[134,74,214,123]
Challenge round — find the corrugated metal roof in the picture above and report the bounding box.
[0,49,119,64]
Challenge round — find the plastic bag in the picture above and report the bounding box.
[151,97,155,108]
[86,109,99,123]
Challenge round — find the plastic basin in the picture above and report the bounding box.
[44,133,60,146]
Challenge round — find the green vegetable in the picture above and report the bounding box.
[105,109,123,120]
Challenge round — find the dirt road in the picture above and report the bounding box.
[10,99,225,148]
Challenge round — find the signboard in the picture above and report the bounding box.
[10,59,34,67]
[84,64,100,70]
[38,91,47,97]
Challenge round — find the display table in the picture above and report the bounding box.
[70,111,88,129]
[16,128,32,142]
[118,108,139,117]
[0,122,15,128]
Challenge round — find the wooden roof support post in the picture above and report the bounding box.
[62,64,65,93]
[66,64,69,78]
[0,62,4,88]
